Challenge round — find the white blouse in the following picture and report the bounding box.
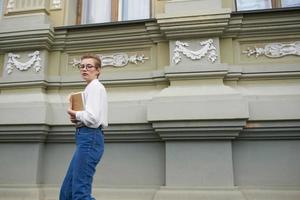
[75,79,108,128]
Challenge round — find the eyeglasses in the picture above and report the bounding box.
[78,64,96,70]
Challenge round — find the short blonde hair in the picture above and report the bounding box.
[80,54,102,68]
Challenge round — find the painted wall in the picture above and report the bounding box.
[0,0,300,199]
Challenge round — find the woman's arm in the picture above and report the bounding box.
[75,84,106,128]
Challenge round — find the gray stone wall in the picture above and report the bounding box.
[0,0,300,200]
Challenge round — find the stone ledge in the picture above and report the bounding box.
[0,64,299,88]
[157,9,231,39]
[0,28,54,51]
[2,185,299,200]
[240,120,300,140]
[0,124,48,142]
[152,120,246,140]
[103,123,160,142]
[1,120,300,143]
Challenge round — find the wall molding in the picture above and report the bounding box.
[1,63,300,88]
[240,120,300,140]
[1,120,299,143]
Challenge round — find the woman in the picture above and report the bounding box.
[60,54,108,200]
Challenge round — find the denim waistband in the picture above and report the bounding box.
[76,125,103,130]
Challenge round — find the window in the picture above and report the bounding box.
[236,0,300,11]
[281,0,300,7]
[78,0,150,24]
[0,0,3,18]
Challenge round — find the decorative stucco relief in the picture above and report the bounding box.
[6,51,42,74]
[243,41,300,58]
[172,39,217,64]
[70,53,149,68]
[7,0,15,12]
[51,0,62,9]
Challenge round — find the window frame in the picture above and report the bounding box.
[235,0,300,11]
[76,0,152,25]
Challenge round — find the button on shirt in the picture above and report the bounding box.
[75,79,108,128]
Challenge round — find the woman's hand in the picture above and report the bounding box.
[67,108,77,123]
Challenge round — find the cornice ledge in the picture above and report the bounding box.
[0,124,49,143]
[48,124,161,143]
[0,29,55,52]
[240,71,300,80]
[103,123,160,142]
[151,119,247,140]
[225,9,300,38]
[52,29,68,50]
[164,64,229,80]
[226,63,300,81]
[53,19,161,50]
[0,80,49,89]
[156,9,231,39]
[145,20,166,43]
[47,125,76,143]
[101,70,167,86]
[0,71,166,88]
[239,120,300,140]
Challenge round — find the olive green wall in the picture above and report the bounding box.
[0,0,300,200]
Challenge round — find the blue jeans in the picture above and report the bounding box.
[59,127,104,200]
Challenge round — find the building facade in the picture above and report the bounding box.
[0,0,300,199]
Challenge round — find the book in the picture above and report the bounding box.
[70,92,84,111]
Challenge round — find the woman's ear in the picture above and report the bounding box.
[97,68,101,78]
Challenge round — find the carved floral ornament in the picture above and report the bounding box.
[51,0,62,9]
[5,51,42,74]
[6,0,62,11]
[243,41,300,58]
[70,53,149,68]
[172,39,218,64]
[6,0,15,12]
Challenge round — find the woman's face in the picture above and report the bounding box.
[79,58,100,83]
